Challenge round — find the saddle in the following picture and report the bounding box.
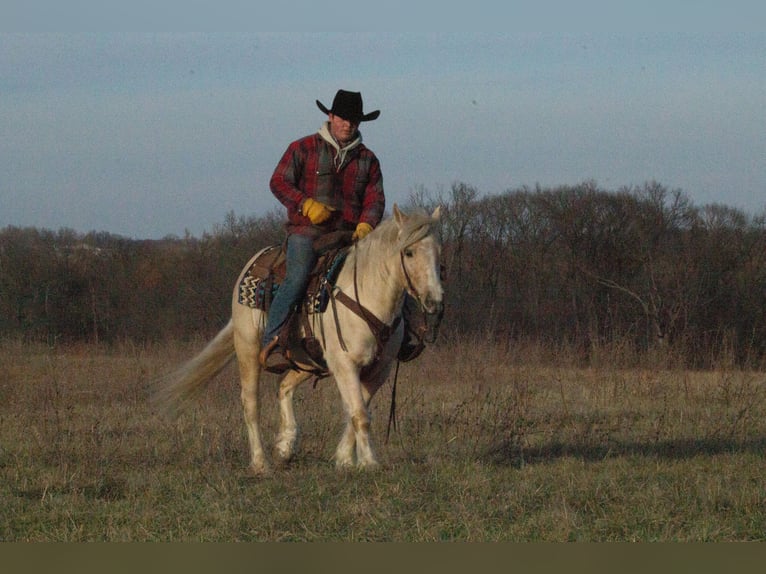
[237,231,352,315]
[237,231,354,374]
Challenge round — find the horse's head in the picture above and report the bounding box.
[394,204,445,322]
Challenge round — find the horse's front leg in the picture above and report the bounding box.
[335,418,356,468]
[351,408,378,469]
[337,338,400,468]
[336,414,377,469]
[274,370,312,465]
[333,367,378,469]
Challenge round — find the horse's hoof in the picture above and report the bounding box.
[273,450,294,468]
[335,458,355,470]
[249,462,272,477]
[358,459,380,471]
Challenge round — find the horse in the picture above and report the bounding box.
[155,205,444,474]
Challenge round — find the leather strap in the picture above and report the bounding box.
[333,289,401,352]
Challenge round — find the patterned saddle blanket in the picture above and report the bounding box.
[237,232,352,314]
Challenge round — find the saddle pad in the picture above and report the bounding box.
[236,244,349,312]
[237,245,284,310]
[238,273,278,310]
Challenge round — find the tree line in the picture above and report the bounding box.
[428,180,766,367]
[2,181,765,367]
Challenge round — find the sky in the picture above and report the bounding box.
[1,28,765,239]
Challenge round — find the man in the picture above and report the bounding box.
[259,89,385,368]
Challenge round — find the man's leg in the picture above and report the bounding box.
[261,233,316,352]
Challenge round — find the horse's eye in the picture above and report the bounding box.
[404,249,414,258]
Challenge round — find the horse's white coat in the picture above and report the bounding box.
[156,205,443,474]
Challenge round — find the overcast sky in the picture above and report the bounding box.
[1,31,764,239]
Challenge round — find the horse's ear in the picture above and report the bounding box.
[393,204,407,227]
[431,205,442,220]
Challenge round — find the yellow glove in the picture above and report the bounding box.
[301,198,333,225]
[352,222,373,241]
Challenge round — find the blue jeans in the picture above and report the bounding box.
[262,233,317,346]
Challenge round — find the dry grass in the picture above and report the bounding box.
[2,336,765,541]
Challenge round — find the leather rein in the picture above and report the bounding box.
[331,244,413,357]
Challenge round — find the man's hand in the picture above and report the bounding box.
[301,198,333,225]
[352,222,373,241]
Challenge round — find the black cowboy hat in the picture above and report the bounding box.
[316,89,380,122]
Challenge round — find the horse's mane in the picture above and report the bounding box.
[363,208,439,255]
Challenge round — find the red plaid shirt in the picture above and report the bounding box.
[270,132,385,237]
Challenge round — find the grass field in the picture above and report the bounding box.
[2,337,765,541]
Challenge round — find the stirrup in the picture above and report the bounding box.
[259,337,290,373]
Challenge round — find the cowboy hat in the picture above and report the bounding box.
[316,89,380,122]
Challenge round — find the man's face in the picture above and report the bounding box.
[328,113,359,145]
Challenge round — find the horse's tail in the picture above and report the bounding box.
[152,319,235,417]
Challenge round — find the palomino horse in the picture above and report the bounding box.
[156,205,443,474]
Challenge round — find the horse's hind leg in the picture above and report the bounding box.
[274,369,312,465]
[233,317,270,476]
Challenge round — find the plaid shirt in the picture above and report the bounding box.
[270,132,385,237]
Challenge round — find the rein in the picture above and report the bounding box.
[331,244,402,357]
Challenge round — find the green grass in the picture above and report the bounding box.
[2,337,765,541]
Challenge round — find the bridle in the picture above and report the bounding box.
[400,249,422,307]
